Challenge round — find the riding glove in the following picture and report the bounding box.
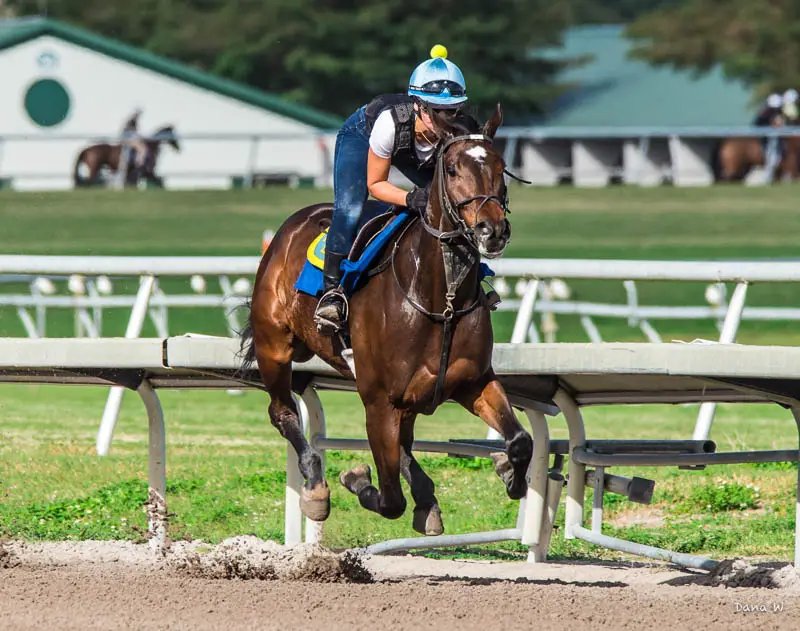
[405,186,430,213]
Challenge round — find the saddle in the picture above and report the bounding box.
[294,201,499,308]
[295,201,410,298]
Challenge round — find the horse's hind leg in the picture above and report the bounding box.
[453,371,532,500]
[256,350,330,522]
[339,398,406,519]
[398,413,443,535]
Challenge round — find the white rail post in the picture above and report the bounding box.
[489,279,540,441]
[301,386,327,545]
[692,281,749,441]
[96,274,156,456]
[521,408,551,562]
[510,279,540,344]
[792,407,800,574]
[285,393,306,546]
[137,380,168,553]
[555,389,586,539]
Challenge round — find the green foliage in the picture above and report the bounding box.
[626,0,800,100]
[1,479,148,540]
[679,479,761,513]
[8,0,581,121]
[564,0,679,24]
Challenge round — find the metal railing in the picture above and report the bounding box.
[1,125,798,190]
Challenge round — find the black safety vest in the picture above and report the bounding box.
[364,94,436,184]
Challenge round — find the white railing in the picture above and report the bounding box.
[1,125,797,190]
[3,255,800,449]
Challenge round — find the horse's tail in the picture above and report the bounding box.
[235,299,256,378]
[73,149,89,187]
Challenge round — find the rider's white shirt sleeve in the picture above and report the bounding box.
[368,110,395,159]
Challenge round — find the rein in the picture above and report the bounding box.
[391,132,510,410]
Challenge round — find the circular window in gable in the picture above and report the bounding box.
[24,78,71,127]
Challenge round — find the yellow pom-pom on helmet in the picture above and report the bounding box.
[430,44,448,59]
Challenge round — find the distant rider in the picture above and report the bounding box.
[120,108,147,183]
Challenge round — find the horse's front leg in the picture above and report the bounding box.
[452,370,533,500]
[399,412,443,535]
[339,398,407,520]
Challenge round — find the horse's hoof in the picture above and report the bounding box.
[490,452,513,484]
[413,504,444,536]
[490,452,527,500]
[339,464,372,495]
[300,482,331,522]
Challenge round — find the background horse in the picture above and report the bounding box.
[714,118,800,181]
[73,125,180,188]
[239,104,533,535]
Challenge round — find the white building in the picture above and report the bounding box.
[0,17,341,190]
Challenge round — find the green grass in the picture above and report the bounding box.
[2,186,800,562]
[1,384,797,561]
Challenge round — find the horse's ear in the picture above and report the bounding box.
[483,103,503,139]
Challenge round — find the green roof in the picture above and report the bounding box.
[543,25,755,127]
[0,17,342,130]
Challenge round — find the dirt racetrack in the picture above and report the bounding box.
[2,538,799,630]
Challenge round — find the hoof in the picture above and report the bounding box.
[339,464,372,495]
[413,504,444,536]
[300,482,331,522]
[490,452,513,485]
[490,452,526,500]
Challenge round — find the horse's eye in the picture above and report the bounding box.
[446,166,457,177]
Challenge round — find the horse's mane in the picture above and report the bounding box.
[431,109,482,138]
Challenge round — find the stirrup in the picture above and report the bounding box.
[485,289,501,311]
[314,287,348,333]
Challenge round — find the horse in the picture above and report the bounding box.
[238,103,533,535]
[73,125,180,188]
[714,120,800,182]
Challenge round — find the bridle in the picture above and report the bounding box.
[390,132,514,410]
[419,133,511,250]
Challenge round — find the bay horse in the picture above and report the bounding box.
[73,125,180,187]
[714,128,800,181]
[239,104,533,535]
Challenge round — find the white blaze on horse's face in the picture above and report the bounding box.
[465,146,488,164]
[452,143,510,260]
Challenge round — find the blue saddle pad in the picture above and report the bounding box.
[294,212,495,298]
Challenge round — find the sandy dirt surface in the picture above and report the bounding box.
[2,538,799,630]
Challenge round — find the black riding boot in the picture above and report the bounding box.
[314,251,348,334]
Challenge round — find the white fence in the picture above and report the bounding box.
[3,255,800,451]
[2,336,800,572]
[1,126,798,190]
[3,255,800,345]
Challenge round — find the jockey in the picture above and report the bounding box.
[120,108,147,182]
[314,44,469,334]
[753,93,783,127]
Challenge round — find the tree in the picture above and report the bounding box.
[9,0,583,122]
[625,0,800,99]
[564,0,680,24]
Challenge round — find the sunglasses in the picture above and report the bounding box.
[411,80,466,98]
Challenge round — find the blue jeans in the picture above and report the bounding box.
[328,106,371,256]
[327,106,432,257]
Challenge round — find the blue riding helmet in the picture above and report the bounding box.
[408,45,467,109]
